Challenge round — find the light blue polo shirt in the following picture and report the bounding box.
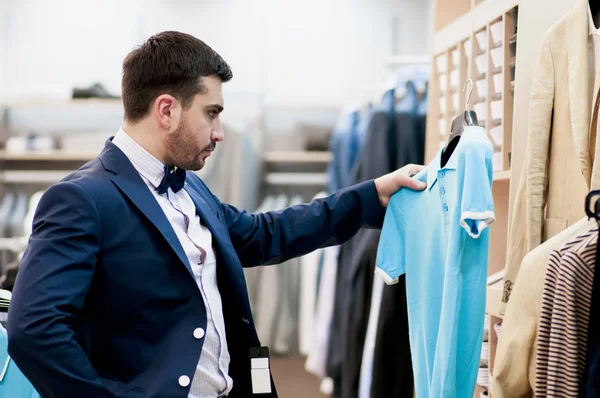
[0,323,40,398]
[376,126,494,398]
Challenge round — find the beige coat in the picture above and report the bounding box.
[502,0,598,315]
[492,217,595,398]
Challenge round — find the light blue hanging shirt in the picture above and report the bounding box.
[376,126,495,398]
[0,323,40,398]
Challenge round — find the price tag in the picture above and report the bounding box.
[249,347,271,394]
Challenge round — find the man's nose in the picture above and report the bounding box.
[211,126,224,142]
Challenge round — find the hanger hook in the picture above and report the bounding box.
[462,79,474,108]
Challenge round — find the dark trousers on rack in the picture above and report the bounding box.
[340,230,379,398]
[371,276,414,398]
[327,229,380,398]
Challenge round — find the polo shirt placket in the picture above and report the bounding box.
[438,169,451,225]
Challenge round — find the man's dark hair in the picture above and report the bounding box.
[122,31,233,123]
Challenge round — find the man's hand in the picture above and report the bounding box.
[374,164,427,207]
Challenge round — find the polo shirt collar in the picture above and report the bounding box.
[427,144,458,190]
[427,126,486,190]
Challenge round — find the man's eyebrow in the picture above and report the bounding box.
[206,104,224,113]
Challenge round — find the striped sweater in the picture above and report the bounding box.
[535,225,598,397]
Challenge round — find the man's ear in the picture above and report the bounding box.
[154,94,181,129]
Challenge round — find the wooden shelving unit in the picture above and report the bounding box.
[0,98,120,185]
[426,8,517,175]
[0,149,99,185]
[433,0,472,33]
[486,281,505,319]
[263,151,332,164]
[264,172,328,186]
[0,170,73,184]
[261,150,330,199]
[0,98,122,108]
[0,150,98,162]
[493,170,511,181]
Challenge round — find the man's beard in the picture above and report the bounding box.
[166,118,215,171]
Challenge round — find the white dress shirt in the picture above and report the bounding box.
[113,128,233,398]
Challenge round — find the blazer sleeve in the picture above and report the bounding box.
[502,34,555,313]
[216,179,385,266]
[7,182,135,398]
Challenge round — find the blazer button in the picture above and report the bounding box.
[242,318,250,324]
[179,375,191,387]
[194,328,205,339]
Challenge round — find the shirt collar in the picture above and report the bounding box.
[428,141,458,190]
[112,127,167,189]
[427,125,484,190]
[589,4,599,37]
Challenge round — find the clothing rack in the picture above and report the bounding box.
[261,150,330,200]
[313,64,430,398]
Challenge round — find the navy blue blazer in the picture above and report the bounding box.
[7,140,385,398]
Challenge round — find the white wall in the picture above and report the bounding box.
[0,0,10,97]
[0,0,432,108]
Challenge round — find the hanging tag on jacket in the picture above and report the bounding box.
[250,347,272,394]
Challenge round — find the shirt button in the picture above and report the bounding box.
[179,375,191,387]
[193,328,205,339]
[440,171,445,178]
[440,187,446,195]
[443,204,449,212]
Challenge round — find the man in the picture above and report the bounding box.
[7,31,425,398]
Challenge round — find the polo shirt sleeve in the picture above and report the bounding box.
[375,188,405,285]
[459,141,495,239]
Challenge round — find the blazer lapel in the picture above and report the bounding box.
[98,140,195,281]
[184,184,223,240]
[184,180,248,292]
[567,0,593,184]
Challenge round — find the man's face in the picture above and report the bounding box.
[165,75,224,171]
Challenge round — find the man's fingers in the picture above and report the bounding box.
[401,174,426,190]
[410,179,427,190]
[406,164,425,177]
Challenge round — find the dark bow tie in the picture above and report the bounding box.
[156,165,186,194]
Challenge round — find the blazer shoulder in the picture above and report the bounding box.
[186,172,216,198]
[536,24,560,59]
[185,172,226,214]
[59,157,114,202]
[542,2,584,44]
